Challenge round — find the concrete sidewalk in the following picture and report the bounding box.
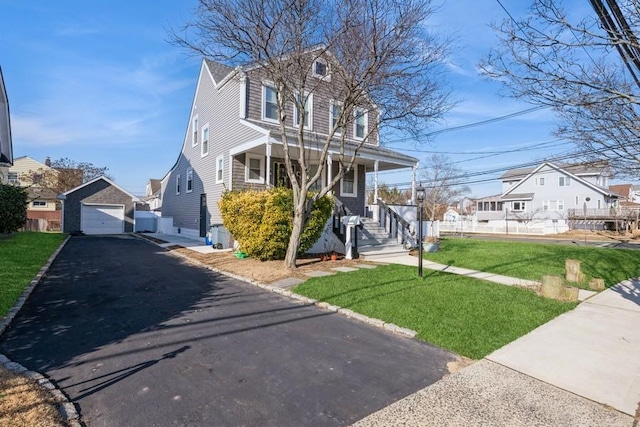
[354,279,640,426]
[362,251,598,301]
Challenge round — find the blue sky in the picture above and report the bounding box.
[0,0,595,197]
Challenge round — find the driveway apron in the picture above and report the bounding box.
[0,236,455,427]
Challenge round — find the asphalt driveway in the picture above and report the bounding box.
[0,235,455,426]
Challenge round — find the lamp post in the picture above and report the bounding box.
[416,185,426,277]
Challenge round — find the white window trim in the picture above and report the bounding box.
[32,200,47,207]
[559,176,571,187]
[293,91,313,130]
[262,83,278,123]
[192,115,199,147]
[201,123,210,158]
[312,58,331,81]
[558,199,565,211]
[186,168,193,193]
[512,201,525,211]
[245,154,265,184]
[330,100,342,135]
[176,174,181,195]
[216,155,224,184]
[340,165,358,198]
[354,108,368,140]
[535,177,545,186]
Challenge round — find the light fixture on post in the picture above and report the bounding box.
[416,185,426,278]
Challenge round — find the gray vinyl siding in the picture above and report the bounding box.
[332,163,366,216]
[244,65,379,145]
[162,62,264,231]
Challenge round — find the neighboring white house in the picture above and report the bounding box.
[159,49,419,246]
[143,178,162,211]
[455,161,623,234]
[0,66,13,183]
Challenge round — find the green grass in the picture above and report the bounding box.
[425,238,640,288]
[294,264,576,359]
[0,232,67,318]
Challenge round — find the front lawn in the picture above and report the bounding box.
[425,238,640,288]
[294,264,576,359]
[0,232,67,318]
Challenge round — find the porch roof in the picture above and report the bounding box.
[501,193,534,201]
[232,124,417,172]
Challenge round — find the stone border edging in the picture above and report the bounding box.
[0,235,82,426]
[136,234,418,340]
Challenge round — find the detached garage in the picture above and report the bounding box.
[61,176,138,234]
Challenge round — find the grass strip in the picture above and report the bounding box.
[425,238,640,288]
[295,264,576,359]
[0,232,67,318]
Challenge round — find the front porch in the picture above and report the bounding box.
[228,134,419,217]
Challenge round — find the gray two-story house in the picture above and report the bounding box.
[475,161,621,232]
[160,55,418,244]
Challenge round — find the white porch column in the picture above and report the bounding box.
[327,153,333,194]
[265,142,272,188]
[411,162,419,204]
[373,160,379,202]
[373,160,380,222]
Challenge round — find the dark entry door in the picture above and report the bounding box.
[200,194,207,237]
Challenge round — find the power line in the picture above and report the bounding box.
[384,106,549,146]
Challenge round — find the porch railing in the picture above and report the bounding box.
[567,207,640,219]
[376,199,413,245]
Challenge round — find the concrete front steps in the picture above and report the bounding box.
[358,217,407,259]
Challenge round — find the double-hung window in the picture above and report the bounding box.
[263,84,278,122]
[186,168,193,193]
[340,166,357,197]
[294,92,312,129]
[246,154,265,183]
[330,101,342,135]
[192,115,198,146]
[558,176,570,187]
[216,156,224,184]
[354,109,367,140]
[201,124,209,157]
[535,177,545,186]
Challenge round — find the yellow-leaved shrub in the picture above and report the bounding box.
[219,187,333,260]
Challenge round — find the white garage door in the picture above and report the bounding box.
[82,204,124,234]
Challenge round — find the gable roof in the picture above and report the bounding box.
[609,184,634,198]
[0,66,13,166]
[502,161,619,199]
[204,59,234,84]
[62,175,139,201]
[148,178,161,195]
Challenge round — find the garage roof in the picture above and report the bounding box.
[60,175,139,201]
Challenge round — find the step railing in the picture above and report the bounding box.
[376,199,413,247]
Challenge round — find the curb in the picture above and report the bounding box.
[0,235,82,427]
[136,234,418,340]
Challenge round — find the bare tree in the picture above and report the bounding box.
[24,158,112,194]
[170,0,452,268]
[420,154,469,221]
[480,0,640,178]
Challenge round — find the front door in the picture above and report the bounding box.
[200,194,207,237]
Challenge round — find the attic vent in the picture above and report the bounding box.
[313,59,330,81]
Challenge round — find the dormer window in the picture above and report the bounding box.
[313,59,330,81]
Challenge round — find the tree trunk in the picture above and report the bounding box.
[284,199,307,269]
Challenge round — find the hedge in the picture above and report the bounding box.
[0,184,28,234]
[219,188,333,260]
